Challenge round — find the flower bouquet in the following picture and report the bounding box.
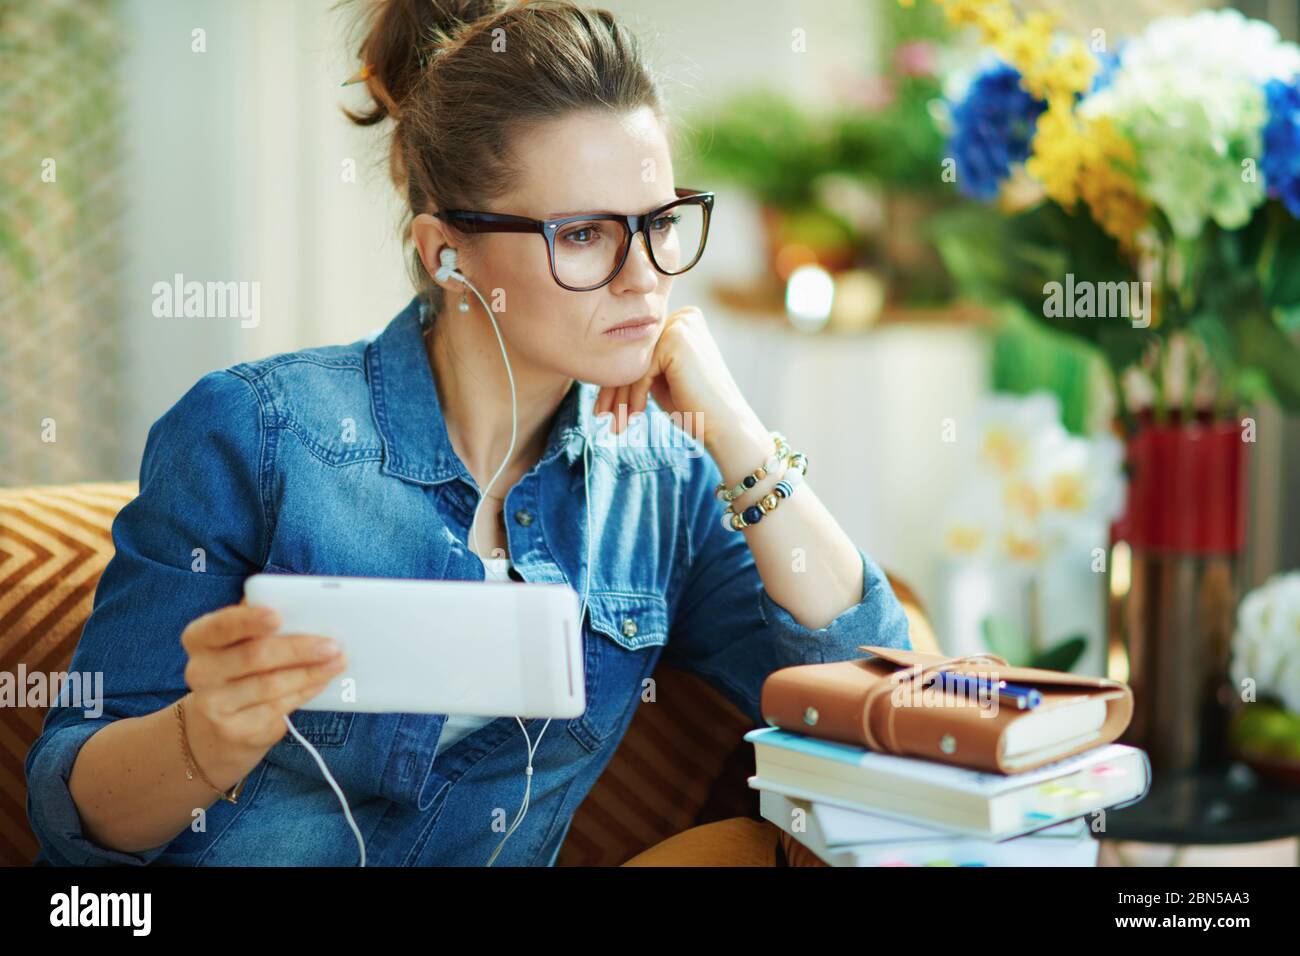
[916,0,1300,771]
[927,2,1300,419]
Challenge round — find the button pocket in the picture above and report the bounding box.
[567,592,668,753]
[586,592,669,651]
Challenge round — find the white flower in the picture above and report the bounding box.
[940,392,1126,564]
[1231,572,1300,709]
[1025,429,1127,520]
[969,392,1061,476]
[1278,651,1300,717]
[939,475,1007,560]
[1080,9,1300,239]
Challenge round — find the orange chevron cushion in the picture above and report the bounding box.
[0,481,139,867]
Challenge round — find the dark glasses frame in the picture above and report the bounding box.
[432,186,715,291]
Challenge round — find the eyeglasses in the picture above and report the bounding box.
[433,186,714,292]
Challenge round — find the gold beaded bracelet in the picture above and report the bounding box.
[721,452,809,531]
[714,431,791,504]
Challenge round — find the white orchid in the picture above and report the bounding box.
[940,392,1128,564]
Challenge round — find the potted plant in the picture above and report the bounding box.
[680,0,963,308]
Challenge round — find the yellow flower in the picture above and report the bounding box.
[1045,473,1086,511]
[1025,99,1084,207]
[981,427,1025,473]
[1004,531,1041,562]
[1050,39,1098,97]
[921,0,1150,249]
[944,526,985,554]
[1076,118,1148,251]
[1027,103,1148,251]
[1021,10,1055,41]
[997,28,1050,82]
[1004,479,1041,519]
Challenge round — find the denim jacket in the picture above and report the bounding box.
[25,294,912,866]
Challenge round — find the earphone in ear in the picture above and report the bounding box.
[435,247,461,283]
[435,248,470,313]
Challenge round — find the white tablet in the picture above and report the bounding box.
[242,573,585,717]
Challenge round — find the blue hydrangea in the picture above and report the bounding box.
[948,61,1047,200]
[1262,76,1300,217]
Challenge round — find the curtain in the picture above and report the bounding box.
[0,0,125,485]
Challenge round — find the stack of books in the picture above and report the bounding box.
[748,646,1151,867]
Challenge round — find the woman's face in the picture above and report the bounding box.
[427,106,679,390]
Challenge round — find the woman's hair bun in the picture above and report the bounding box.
[342,0,505,126]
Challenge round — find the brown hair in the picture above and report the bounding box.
[340,0,668,317]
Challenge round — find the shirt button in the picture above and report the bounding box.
[621,618,637,638]
[514,509,533,527]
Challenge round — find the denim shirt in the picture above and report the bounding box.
[25,294,912,866]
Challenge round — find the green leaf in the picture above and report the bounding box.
[1264,205,1300,307]
[981,614,1030,666]
[1278,302,1300,334]
[1028,635,1088,673]
[1188,311,1238,388]
[1235,309,1300,412]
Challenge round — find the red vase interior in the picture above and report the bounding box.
[1112,419,1248,555]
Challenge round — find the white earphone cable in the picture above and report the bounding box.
[443,259,594,867]
[282,714,367,866]
[288,251,594,867]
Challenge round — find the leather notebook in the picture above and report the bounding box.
[759,645,1135,774]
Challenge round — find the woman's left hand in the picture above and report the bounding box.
[592,306,758,447]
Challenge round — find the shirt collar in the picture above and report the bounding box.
[366,295,596,487]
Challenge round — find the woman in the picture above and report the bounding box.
[25,0,910,867]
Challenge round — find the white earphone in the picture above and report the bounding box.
[286,246,597,867]
[435,247,460,283]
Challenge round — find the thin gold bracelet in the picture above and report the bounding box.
[174,699,246,804]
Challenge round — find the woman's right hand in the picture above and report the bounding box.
[180,598,349,757]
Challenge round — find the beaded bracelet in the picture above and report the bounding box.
[714,431,791,504]
[720,452,809,531]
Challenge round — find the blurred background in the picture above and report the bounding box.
[4,0,1300,862]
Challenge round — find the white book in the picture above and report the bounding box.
[760,790,1100,867]
[745,727,1150,839]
